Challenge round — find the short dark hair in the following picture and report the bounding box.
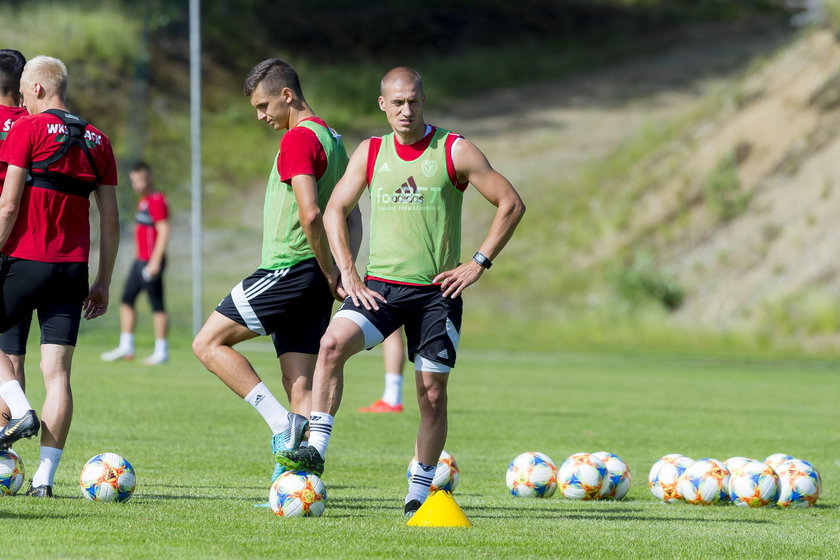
[243,58,304,99]
[131,161,152,174]
[0,49,26,94]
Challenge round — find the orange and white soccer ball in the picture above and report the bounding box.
[728,459,780,508]
[269,470,327,517]
[80,453,136,502]
[505,451,557,498]
[407,450,459,493]
[649,454,694,503]
[0,449,24,496]
[763,453,795,472]
[678,458,730,505]
[775,459,821,508]
[557,452,608,500]
[592,451,631,500]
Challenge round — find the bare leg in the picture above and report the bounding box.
[383,329,405,375]
[38,344,74,449]
[278,352,316,419]
[192,311,261,397]
[152,311,168,340]
[119,303,136,335]
[414,370,449,466]
[310,318,367,416]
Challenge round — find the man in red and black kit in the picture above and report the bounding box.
[0,55,120,498]
[0,48,35,431]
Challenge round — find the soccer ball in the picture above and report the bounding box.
[678,458,730,505]
[505,452,557,498]
[592,451,631,500]
[557,452,608,500]
[763,453,795,471]
[723,456,754,476]
[80,453,136,502]
[0,449,24,496]
[776,459,821,508]
[407,450,460,492]
[728,459,780,508]
[649,454,694,503]
[269,470,327,517]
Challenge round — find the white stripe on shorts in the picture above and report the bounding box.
[333,309,385,349]
[230,269,288,335]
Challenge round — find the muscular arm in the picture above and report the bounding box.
[291,173,338,292]
[144,218,170,277]
[85,184,120,319]
[0,165,27,250]
[433,138,526,298]
[324,139,385,309]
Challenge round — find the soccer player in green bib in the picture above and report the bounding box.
[277,67,525,517]
[193,59,360,483]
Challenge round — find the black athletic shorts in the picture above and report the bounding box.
[0,313,32,355]
[0,256,88,347]
[215,258,332,356]
[334,279,463,370]
[121,258,166,312]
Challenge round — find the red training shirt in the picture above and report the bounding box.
[0,111,118,263]
[278,116,328,183]
[135,191,169,261]
[0,105,29,184]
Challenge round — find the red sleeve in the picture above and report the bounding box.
[0,117,35,168]
[148,193,169,221]
[278,126,323,183]
[445,133,468,192]
[366,137,382,185]
[96,134,118,186]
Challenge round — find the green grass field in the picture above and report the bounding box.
[4,334,839,559]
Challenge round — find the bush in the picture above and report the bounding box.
[613,251,684,311]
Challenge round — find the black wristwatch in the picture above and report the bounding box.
[472,251,493,269]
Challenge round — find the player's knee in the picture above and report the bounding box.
[191,333,210,363]
[318,330,351,363]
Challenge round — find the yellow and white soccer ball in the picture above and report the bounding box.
[80,453,136,502]
[728,459,780,508]
[592,451,631,500]
[649,454,694,503]
[763,453,795,472]
[557,452,608,500]
[505,451,557,498]
[775,459,821,508]
[0,449,25,496]
[269,470,327,517]
[678,458,730,505]
[407,450,459,493]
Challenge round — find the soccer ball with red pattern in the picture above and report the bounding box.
[80,453,136,502]
[407,450,460,492]
[678,458,730,505]
[649,454,694,503]
[269,470,327,517]
[728,459,780,508]
[0,449,25,496]
[505,452,557,498]
[557,452,608,500]
[776,459,821,508]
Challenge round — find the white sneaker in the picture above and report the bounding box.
[101,347,134,362]
[142,353,168,365]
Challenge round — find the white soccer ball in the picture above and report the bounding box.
[678,458,730,505]
[407,450,460,493]
[269,470,327,517]
[80,453,136,502]
[775,459,821,508]
[592,451,631,500]
[649,454,694,503]
[505,452,557,498]
[728,459,780,508]
[0,449,25,496]
[723,456,755,476]
[557,452,608,500]
[763,453,795,472]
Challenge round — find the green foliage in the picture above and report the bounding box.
[704,150,751,221]
[6,336,840,558]
[613,250,685,311]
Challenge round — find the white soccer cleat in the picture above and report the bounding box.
[100,346,134,362]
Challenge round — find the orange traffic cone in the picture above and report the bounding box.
[406,491,472,527]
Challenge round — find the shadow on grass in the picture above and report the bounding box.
[469,512,773,524]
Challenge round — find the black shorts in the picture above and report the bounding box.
[0,313,32,355]
[0,256,88,347]
[334,279,462,370]
[215,258,332,356]
[121,258,166,312]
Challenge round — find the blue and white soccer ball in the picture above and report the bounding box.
[763,453,795,472]
[269,470,327,517]
[557,452,608,500]
[678,458,730,505]
[505,452,557,498]
[407,450,460,492]
[592,451,631,500]
[723,456,755,476]
[0,449,25,496]
[80,453,136,502]
[775,459,821,508]
[728,459,780,508]
[649,454,694,503]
